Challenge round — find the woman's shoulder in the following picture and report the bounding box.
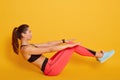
[20,45,31,53]
[20,44,38,53]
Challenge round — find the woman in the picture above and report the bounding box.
[12,24,115,76]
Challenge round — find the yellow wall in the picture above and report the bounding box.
[0,0,120,80]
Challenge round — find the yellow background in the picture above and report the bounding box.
[0,0,120,80]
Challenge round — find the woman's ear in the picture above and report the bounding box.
[21,33,26,38]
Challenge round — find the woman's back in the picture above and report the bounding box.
[20,45,46,69]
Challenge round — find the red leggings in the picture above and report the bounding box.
[43,45,96,76]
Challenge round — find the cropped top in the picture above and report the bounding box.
[21,44,41,63]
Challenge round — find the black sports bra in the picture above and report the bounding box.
[21,44,42,63]
[28,54,41,62]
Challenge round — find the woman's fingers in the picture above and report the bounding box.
[74,42,80,45]
[67,43,80,47]
[68,38,76,41]
[65,38,76,43]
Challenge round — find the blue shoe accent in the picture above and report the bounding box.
[97,50,115,63]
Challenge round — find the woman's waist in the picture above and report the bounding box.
[32,56,47,69]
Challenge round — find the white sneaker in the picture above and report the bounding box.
[97,50,115,63]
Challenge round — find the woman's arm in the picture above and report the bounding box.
[34,39,76,47]
[50,43,79,52]
[24,43,80,55]
[34,40,64,47]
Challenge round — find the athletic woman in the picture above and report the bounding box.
[12,24,114,76]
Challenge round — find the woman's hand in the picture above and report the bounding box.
[66,42,80,48]
[48,42,80,52]
[65,38,76,43]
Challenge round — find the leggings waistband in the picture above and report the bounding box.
[41,58,48,72]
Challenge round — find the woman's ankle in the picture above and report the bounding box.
[95,52,103,58]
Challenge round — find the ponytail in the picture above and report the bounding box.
[12,27,19,54]
[12,24,29,54]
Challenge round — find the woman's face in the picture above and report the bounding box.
[22,28,32,40]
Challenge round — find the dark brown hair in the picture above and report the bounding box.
[12,24,29,54]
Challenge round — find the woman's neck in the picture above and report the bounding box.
[21,38,29,46]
